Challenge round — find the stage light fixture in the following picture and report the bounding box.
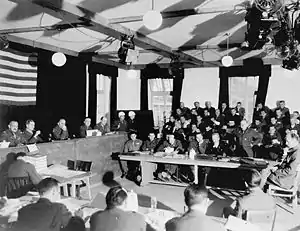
[118,35,135,64]
[52,52,66,67]
[143,10,162,30]
[221,55,233,67]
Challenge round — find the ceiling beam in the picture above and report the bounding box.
[7,34,128,69]
[27,0,204,66]
[109,6,238,24]
[0,22,91,35]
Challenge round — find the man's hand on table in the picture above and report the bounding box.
[74,208,84,218]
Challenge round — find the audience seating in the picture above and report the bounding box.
[268,164,300,209]
[243,208,276,231]
[5,177,35,199]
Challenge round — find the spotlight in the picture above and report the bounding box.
[143,10,163,30]
[52,52,66,67]
[118,35,135,64]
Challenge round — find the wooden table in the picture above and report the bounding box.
[39,164,95,200]
[119,154,269,186]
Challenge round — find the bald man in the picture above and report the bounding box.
[52,119,69,140]
[0,121,25,147]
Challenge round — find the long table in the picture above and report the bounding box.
[119,154,269,186]
[0,134,127,196]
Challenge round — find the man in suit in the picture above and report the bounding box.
[127,111,138,133]
[166,184,225,231]
[0,121,25,147]
[261,132,300,190]
[94,116,110,135]
[90,186,146,231]
[12,177,81,231]
[235,102,245,119]
[79,117,93,138]
[52,118,69,140]
[188,133,208,155]
[22,119,43,144]
[235,119,262,157]
[223,169,276,218]
[7,152,42,198]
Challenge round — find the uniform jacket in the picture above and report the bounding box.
[268,144,300,189]
[113,120,128,132]
[141,139,159,152]
[12,198,72,231]
[52,125,69,140]
[79,125,93,138]
[94,123,110,135]
[123,139,142,152]
[235,127,262,157]
[90,207,146,231]
[165,209,225,231]
[22,130,43,144]
[0,129,24,147]
[188,139,209,154]
[157,140,184,153]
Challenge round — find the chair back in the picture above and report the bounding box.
[67,160,76,170]
[5,176,34,198]
[243,208,276,231]
[76,160,92,172]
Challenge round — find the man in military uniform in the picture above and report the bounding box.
[0,121,24,147]
[79,117,93,138]
[52,118,69,140]
[235,120,262,157]
[22,119,43,144]
[94,116,110,135]
[113,112,128,132]
[141,131,159,153]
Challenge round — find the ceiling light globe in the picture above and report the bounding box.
[143,10,162,30]
[52,52,66,67]
[221,55,233,67]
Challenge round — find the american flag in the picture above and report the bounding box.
[0,48,37,105]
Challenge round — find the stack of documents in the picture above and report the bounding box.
[24,154,47,172]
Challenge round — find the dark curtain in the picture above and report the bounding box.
[218,67,230,109]
[110,76,117,123]
[255,65,271,106]
[140,70,148,111]
[171,69,184,112]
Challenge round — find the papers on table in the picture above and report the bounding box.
[86,130,101,137]
[0,141,10,149]
[143,209,179,231]
[24,154,47,172]
[225,215,264,231]
[26,144,39,154]
[40,165,86,179]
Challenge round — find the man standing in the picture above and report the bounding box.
[22,120,43,144]
[79,118,92,138]
[166,184,225,231]
[113,112,128,132]
[0,121,24,147]
[127,111,138,132]
[52,118,69,140]
[235,120,262,157]
[12,177,81,231]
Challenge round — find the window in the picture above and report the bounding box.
[148,79,173,126]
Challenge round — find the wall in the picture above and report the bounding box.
[266,65,300,112]
[117,69,141,110]
[181,67,220,108]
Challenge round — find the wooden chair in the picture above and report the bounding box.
[5,177,35,199]
[268,164,300,209]
[243,208,277,231]
[67,160,93,200]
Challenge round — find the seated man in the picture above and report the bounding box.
[12,177,81,231]
[188,132,208,155]
[90,186,146,231]
[22,119,43,144]
[7,152,42,198]
[123,131,143,184]
[52,118,69,140]
[223,169,275,218]
[112,111,128,132]
[0,121,24,147]
[79,117,92,138]
[206,133,231,157]
[166,184,225,231]
[94,116,110,135]
[262,126,283,160]
[261,132,300,190]
[141,131,159,153]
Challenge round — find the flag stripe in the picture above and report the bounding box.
[0,91,35,97]
[0,49,37,61]
[0,100,36,106]
[0,69,37,78]
[0,55,37,66]
[0,59,37,70]
[0,64,36,74]
[0,87,36,94]
[0,74,37,82]
[0,82,36,89]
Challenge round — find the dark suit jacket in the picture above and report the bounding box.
[157,140,184,153]
[12,198,72,231]
[52,125,69,140]
[79,125,92,138]
[113,120,128,132]
[188,140,208,154]
[268,145,300,189]
[166,209,225,231]
[0,129,24,147]
[235,127,262,157]
[22,130,43,144]
[90,207,146,231]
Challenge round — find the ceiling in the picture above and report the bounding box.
[0,0,283,69]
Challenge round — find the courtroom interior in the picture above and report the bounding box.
[0,0,300,231]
